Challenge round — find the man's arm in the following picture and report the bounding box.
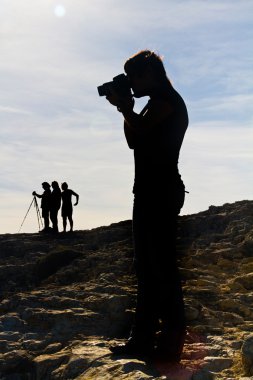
[32,191,42,198]
[121,99,173,151]
[106,91,173,147]
[106,91,138,149]
[72,191,79,206]
[121,99,173,134]
[124,120,136,149]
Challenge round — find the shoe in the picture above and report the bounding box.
[153,348,181,363]
[154,329,186,363]
[110,338,154,358]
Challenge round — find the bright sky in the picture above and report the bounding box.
[1,0,252,234]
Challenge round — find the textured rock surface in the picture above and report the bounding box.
[1,200,253,379]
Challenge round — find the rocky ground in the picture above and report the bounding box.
[1,200,253,379]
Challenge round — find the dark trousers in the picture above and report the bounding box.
[131,187,186,352]
[50,208,59,232]
[42,209,50,231]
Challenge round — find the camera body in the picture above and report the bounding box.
[97,73,132,97]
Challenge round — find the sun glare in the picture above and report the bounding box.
[54,5,66,18]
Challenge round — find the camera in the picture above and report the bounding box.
[97,73,132,97]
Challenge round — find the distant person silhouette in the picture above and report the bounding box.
[61,182,79,232]
[106,50,188,362]
[50,181,61,233]
[32,182,51,232]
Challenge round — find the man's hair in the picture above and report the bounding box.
[61,182,68,190]
[52,181,59,188]
[124,50,167,79]
[42,182,50,188]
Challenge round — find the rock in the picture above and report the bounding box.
[53,343,110,379]
[234,273,253,290]
[22,339,46,351]
[242,335,253,375]
[44,342,63,354]
[54,356,90,379]
[0,200,253,378]
[216,299,252,318]
[76,356,159,380]
[185,305,200,321]
[0,313,25,330]
[192,369,215,380]
[0,349,34,376]
[202,356,233,372]
[34,352,70,380]
[35,248,82,283]
[0,331,22,341]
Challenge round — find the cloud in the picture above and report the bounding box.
[180,124,253,214]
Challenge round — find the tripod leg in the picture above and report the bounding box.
[18,197,35,233]
[34,197,43,231]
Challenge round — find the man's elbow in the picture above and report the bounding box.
[127,142,134,149]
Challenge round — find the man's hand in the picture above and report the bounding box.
[106,89,120,107]
[32,191,36,196]
[119,95,135,113]
[106,87,134,112]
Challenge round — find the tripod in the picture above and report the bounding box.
[18,196,44,233]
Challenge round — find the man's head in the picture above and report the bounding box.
[124,50,169,97]
[42,182,50,190]
[52,181,59,189]
[61,182,68,191]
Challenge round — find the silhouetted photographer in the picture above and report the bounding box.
[101,50,188,362]
[32,182,51,232]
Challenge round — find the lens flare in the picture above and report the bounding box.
[54,5,66,18]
